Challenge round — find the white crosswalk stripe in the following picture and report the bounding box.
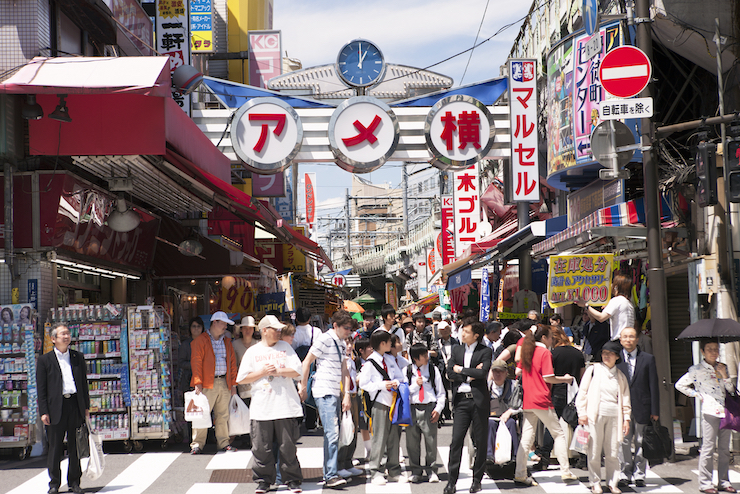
[97,452,180,494]
[6,457,71,494]
[206,449,254,469]
[690,469,740,485]
[186,483,238,494]
[438,446,500,492]
[532,468,590,493]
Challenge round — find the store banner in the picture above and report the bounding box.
[248,30,282,88]
[220,282,255,313]
[156,0,190,114]
[452,165,482,258]
[547,253,614,307]
[480,268,490,322]
[305,172,316,230]
[190,0,214,53]
[440,195,455,265]
[283,226,307,272]
[508,59,540,202]
[256,293,286,313]
[385,282,398,310]
[253,172,285,197]
[275,169,294,224]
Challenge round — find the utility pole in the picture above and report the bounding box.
[345,188,351,258]
[402,162,409,236]
[292,164,298,225]
[635,0,674,448]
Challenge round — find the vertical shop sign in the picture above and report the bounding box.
[189,0,214,52]
[248,30,282,88]
[508,59,540,202]
[546,39,575,176]
[573,23,623,164]
[305,173,316,231]
[28,280,38,310]
[283,226,307,272]
[440,195,455,265]
[385,282,398,310]
[480,268,490,322]
[547,253,614,307]
[156,0,191,115]
[275,169,294,223]
[452,165,482,258]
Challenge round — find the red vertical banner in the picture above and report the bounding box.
[440,194,455,265]
[305,172,316,229]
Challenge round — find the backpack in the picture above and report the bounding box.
[406,363,438,396]
[295,326,317,361]
[360,358,391,431]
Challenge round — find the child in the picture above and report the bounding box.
[358,330,406,485]
[406,343,445,483]
[355,338,374,459]
[389,333,409,373]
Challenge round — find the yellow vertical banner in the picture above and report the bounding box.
[283,226,307,272]
[547,253,614,307]
[385,283,398,310]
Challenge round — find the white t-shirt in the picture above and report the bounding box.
[603,295,635,340]
[237,340,303,421]
[309,330,346,398]
[292,324,322,350]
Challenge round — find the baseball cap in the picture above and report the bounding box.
[437,321,450,330]
[210,311,234,325]
[401,316,414,326]
[258,314,287,331]
[236,315,256,328]
[491,360,508,371]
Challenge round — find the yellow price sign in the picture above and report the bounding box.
[220,284,255,313]
[547,253,614,308]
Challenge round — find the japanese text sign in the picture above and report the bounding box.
[156,0,190,114]
[252,172,286,197]
[248,30,282,88]
[283,226,307,272]
[275,169,294,223]
[547,253,613,307]
[440,195,455,265]
[231,97,303,174]
[328,96,399,174]
[425,95,495,169]
[256,293,286,313]
[220,283,255,313]
[508,59,540,202]
[190,0,214,53]
[480,268,490,322]
[453,164,482,258]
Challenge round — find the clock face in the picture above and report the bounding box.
[336,39,385,88]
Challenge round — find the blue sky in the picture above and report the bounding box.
[273,0,533,218]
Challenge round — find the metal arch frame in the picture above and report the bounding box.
[230,97,304,174]
[327,96,400,174]
[424,95,496,171]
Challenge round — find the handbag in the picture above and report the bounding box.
[76,418,90,459]
[721,393,740,431]
[642,418,673,464]
[561,395,579,429]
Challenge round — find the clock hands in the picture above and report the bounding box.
[358,49,368,69]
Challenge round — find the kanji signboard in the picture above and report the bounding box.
[190,0,214,53]
[328,96,400,174]
[598,97,653,120]
[599,46,651,99]
[547,253,613,307]
[508,59,540,202]
[425,95,495,170]
[453,164,483,258]
[156,0,190,114]
[231,97,303,174]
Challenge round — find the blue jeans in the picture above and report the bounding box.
[315,394,341,481]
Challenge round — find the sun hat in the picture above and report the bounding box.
[210,311,234,325]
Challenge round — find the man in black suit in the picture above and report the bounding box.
[617,327,659,488]
[37,324,90,494]
[437,321,459,421]
[444,320,492,494]
[581,310,610,362]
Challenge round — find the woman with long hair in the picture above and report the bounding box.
[514,325,577,487]
[576,273,635,341]
[576,340,631,494]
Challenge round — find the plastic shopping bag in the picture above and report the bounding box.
[184,391,212,429]
[570,424,590,455]
[85,418,105,480]
[494,420,512,464]
[228,395,250,436]
[566,378,579,403]
[340,410,354,447]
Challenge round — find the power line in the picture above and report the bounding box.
[460,0,491,87]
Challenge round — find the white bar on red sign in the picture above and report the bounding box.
[453,164,482,258]
[508,59,540,202]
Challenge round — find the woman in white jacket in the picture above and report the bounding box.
[576,340,631,494]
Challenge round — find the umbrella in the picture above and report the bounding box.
[676,318,740,342]
[343,300,365,313]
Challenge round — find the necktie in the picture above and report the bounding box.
[383,359,388,375]
[628,353,633,380]
[418,368,424,401]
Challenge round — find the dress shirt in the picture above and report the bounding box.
[358,351,403,408]
[676,360,736,417]
[54,347,77,395]
[457,342,476,393]
[491,383,504,398]
[408,363,446,415]
[208,330,227,377]
[624,349,637,380]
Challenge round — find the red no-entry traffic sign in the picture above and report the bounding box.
[599,46,652,98]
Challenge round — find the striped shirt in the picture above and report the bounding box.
[208,330,227,377]
[309,329,346,398]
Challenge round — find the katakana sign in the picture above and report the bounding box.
[453,164,483,258]
[231,97,303,174]
[425,95,495,170]
[328,96,400,174]
[508,59,540,202]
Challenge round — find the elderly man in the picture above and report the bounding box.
[238,315,304,494]
[190,311,238,454]
[38,323,90,494]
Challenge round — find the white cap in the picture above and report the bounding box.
[437,321,450,330]
[258,314,287,331]
[210,311,234,325]
[236,315,256,328]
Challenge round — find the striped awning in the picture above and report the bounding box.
[532,198,646,256]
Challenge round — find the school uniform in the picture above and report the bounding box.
[406,362,445,477]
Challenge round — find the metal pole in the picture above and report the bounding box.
[292,164,298,224]
[3,162,17,304]
[345,189,351,257]
[635,0,674,450]
[403,162,409,236]
[517,201,532,290]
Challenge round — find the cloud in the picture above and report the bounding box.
[274,0,530,86]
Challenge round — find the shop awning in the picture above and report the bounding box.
[0,56,171,97]
[532,199,647,256]
[480,215,568,263]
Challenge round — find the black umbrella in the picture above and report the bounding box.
[676,318,740,342]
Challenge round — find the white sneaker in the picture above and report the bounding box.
[337,469,353,478]
[348,467,364,476]
[371,476,387,485]
[397,474,409,483]
[429,472,440,483]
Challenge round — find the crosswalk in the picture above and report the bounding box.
[1,446,711,494]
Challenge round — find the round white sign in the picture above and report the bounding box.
[328,96,399,174]
[425,95,495,171]
[231,97,303,174]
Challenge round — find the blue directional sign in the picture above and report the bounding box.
[583,0,600,36]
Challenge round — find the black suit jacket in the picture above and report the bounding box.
[37,349,90,426]
[447,342,493,410]
[617,348,659,424]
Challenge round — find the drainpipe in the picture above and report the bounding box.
[4,161,17,304]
